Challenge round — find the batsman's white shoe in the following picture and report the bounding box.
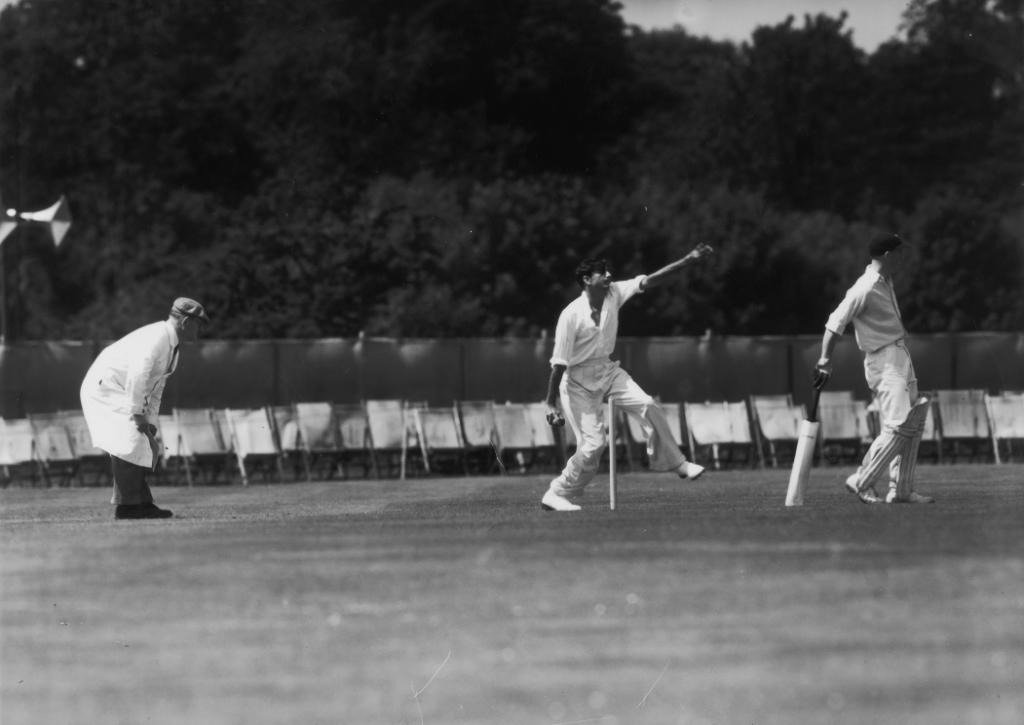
[845,474,882,504]
[677,462,705,480]
[885,490,935,504]
[541,489,581,512]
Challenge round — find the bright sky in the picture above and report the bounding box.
[619,0,909,50]
[0,0,908,52]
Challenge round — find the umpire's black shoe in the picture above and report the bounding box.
[115,503,174,520]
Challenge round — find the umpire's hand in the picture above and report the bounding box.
[546,405,565,427]
[132,414,158,437]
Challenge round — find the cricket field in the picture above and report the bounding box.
[2,464,1022,724]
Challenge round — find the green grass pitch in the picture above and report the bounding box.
[2,464,1023,724]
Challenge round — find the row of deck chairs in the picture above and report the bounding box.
[602,395,854,471]
[0,401,567,487]
[2,391,1023,486]
[166,390,1024,479]
[653,390,1024,470]
[0,411,108,487]
[158,400,571,484]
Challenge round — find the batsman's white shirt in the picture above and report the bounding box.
[80,320,179,467]
[550,276,647,374]
[825,266,907,353]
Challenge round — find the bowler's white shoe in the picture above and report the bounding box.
[541,489,581,512]
[886,490,935,504]
[677,461,705,480]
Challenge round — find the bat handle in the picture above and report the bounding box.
[808,386,822,423]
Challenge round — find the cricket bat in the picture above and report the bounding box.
[785,386,822,506]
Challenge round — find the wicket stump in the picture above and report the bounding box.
[607,398,617,510]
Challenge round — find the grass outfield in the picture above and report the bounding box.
[2,464,1023,725]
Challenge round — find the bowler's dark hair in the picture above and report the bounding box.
[868,233,902,259]
[575,257,610,288]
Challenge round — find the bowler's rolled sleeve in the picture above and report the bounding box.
[825,286,866,336]
[549,309,573,367]
[615,275,648,304]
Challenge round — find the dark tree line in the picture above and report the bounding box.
[1,0,1021,340]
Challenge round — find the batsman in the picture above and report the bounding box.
[814,233,934,504]
[540,244,713,512]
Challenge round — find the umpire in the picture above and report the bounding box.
[80,297,209,519]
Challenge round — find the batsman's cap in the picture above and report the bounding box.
[868,233,903,258]
[170,297,210,323]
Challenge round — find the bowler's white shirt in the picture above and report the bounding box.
[826,265,907,353]
[550,276,647,368]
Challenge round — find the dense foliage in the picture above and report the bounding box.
[1,0,1021,339]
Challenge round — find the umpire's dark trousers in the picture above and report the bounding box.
[110,456,154,506]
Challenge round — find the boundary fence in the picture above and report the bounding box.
[1,332,1022,418]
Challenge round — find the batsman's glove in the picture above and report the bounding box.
[546,410,565,427]
[812,366,831,391]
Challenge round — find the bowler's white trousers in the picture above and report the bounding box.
[550,359,687,497]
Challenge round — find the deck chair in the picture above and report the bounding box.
[212,409,231,449]
[917,392,941,462]
[660,402,686,448]
[293,402,343,480]
[405,400,429,472]
[456,400,501,473]
[155,414,185,484]
[27,413,80,487]
[817,392,872,464]
[933,389,991,461]
[172,408,234,486]
[682,401,757,469]
[491,402,537,473]
[269,405,300,450]
[0,418,42,486]
[984,392,1024,464]
[749,395,806,468]
[413,406,467,475]
[53,409,110,486]
[268,404,305,478]
[224,408,285,486]
[334,403,375,479]
[365,399,419,479]
[523,402,562,470]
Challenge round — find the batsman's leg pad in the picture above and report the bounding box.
[898,397,931,436]
[856,430,909,492]
[893,433,922,499]
[890,397,930,498]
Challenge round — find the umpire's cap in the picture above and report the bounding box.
[170,297,210,323]
[868,233,903,258]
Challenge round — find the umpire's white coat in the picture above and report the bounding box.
[80,320,180,467]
